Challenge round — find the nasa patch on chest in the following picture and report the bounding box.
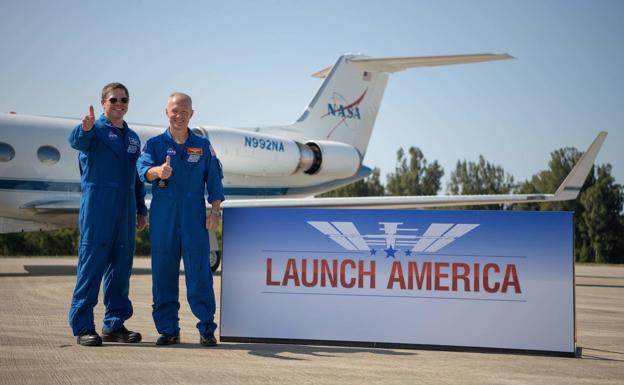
[187,154,200,163]
[108,131,118,140]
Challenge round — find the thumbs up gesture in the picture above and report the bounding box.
[159,155,173,179]
[82,105,95,131]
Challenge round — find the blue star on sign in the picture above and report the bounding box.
[370,249,377,256]
[404,249,412,257]
[385,246,397,259]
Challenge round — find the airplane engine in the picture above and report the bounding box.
[301,140,361,179]
[199,127,361,179]
[204,127,308,177]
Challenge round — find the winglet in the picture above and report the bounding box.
[553,132,608,201]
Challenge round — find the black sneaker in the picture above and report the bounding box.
[156,334,180,346]
[101,325,142,343]
[77,331,102,346]
[200,332,217,347]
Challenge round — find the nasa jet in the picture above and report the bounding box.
[0,53,607,269]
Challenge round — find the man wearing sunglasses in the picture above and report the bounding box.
[68,82,148,346]
[137,92,224,347]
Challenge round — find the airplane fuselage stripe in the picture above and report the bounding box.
[0,179,289,196]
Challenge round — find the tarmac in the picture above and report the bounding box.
[0,257,622,385]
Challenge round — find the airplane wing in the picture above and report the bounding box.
[20,198,81,213]
[17,132,606,212]
[223,132,607,209]
[19,197,154,214]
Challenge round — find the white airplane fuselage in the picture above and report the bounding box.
[0,112,369,229]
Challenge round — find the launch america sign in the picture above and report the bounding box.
[220,208,575,355]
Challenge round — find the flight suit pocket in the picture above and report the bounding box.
[80,185,117,244]
[185,194,207,225]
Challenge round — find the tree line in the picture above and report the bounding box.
[0,227,153,257]
[319,146,624,263]
[1,144,622,262]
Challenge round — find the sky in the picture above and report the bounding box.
[1,0,622,190]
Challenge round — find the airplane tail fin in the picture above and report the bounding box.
[274,53,513,156]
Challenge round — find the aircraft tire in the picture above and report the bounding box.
[210,250,221,273]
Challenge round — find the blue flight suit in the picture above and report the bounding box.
[68,114,147,336]
[137,128,224,336]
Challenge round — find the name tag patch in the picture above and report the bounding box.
[188,154,200,163]
[129,137,140,146]
[187,147,203,156]
[127,145,138,154]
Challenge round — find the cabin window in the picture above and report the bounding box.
[37,145,60,165]
[0,142,15,162]
[191,127,206,137]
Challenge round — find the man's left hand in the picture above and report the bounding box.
[137,214,147,231]
[206,213,220,231]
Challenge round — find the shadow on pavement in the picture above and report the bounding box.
[576,283,624,289]
[0,265,151,277]
[581,354,624,362]
[576,275,624,280]
[98,341,417,360]
[0,265,221,277]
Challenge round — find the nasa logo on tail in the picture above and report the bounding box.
[322,89,367,120]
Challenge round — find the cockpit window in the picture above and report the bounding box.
[37,145,60,165]
[0,142,15,162]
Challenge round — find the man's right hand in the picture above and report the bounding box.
[159,155,172,179]
[82,105,95,131]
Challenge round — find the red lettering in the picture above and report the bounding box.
[435,262,449,291]
[340,259,356,288]
[387,261,405,289]
[268,259,520,294]
[502,264,522,293]
[473,263,480,292]
[282,258,301,287]
[301,259,318,288]
[320,259,338,287]
[407,261,431,290]
[452,262,471,292]
[358,260,375,288]
[266,258,280,286]
[483,263,500,293]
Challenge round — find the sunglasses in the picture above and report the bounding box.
[107,97,129,104]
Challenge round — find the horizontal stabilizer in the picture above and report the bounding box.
[312,53,513,78]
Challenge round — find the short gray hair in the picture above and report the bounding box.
[169,92,192,105]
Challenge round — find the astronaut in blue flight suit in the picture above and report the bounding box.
[137,92,224,347]
[68,83,147,347]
